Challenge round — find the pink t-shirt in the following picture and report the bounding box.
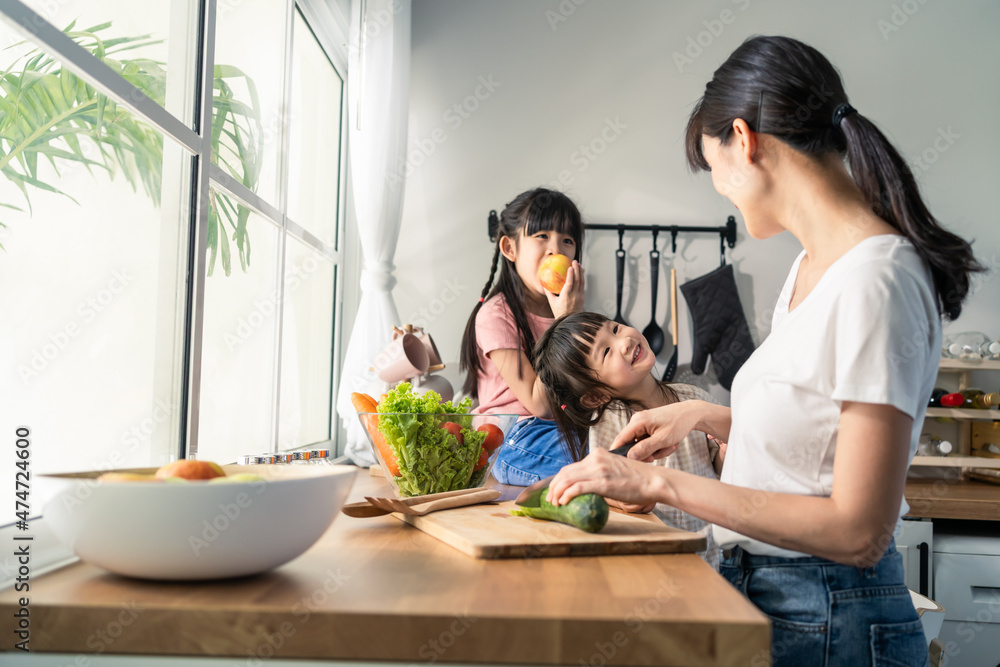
[473,294,553,416]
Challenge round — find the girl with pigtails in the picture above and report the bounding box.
[458,188,586,485]
[544,36,981,666]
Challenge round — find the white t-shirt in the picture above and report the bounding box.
[713,235,941,558]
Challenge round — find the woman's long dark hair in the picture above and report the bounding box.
[685,35,981,320]
[459,188,584,399]
[533,312,678,461]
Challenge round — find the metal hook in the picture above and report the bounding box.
[720,232,727,267]
[670,228,678,254]
[651,225,659,252]
[617,225,625,252]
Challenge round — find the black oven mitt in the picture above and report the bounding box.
[679,264,755,391]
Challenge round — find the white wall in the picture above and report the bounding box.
[392,0,1000,403]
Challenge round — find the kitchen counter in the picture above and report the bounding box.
[0,468,769,666]
[904,478,1000,521]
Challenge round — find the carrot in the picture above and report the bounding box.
[351,392,400,476]
[370,427,400,477]
[350,392,378,414]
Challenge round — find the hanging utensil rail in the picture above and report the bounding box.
[584,216,738,266]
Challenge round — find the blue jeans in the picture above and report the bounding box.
[492,417,573,486]
[720,540,928,667]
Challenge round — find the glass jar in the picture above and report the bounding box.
[918,434,953,457]
[942,331,991,361]
[309,449,331,465]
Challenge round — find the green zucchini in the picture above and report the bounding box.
[510,489,609,533]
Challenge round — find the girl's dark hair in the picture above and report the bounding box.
[684,35,982,320]
[459,188,584,399]
[533,312,678,461]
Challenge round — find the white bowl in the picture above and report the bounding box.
[40,464,355,580]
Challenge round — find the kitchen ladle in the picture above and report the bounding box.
[642,234,665,355]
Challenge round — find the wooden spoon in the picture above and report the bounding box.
[341,487,499,518]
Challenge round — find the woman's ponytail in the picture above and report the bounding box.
[840,113,983,320]
[684,35,983,321]
[459,244,502,399]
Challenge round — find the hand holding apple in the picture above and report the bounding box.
[538,254,573,295]
[541,257,585,318]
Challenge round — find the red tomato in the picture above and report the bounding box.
[477,424,504,453]
[473,447,489,471]
[441,422,464,444]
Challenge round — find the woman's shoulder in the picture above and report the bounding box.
[833,236,937,319]
[841,236,933,290]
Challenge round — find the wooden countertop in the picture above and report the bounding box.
[0,469,769,666]
[905,478,1000,521]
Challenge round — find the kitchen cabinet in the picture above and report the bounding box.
[0,469,769,666]
[932,524,1000,667]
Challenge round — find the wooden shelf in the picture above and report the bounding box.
[911,455,1000,469]
[926,408,1000,421]
[905,479,1000,521]
[938,358,1000,371]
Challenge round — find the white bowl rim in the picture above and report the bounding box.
[38,464,356,485]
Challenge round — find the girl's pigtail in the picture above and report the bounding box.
[459,244,502,399]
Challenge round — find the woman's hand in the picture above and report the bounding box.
[545,448,665,507]
[546,260,585,319]
[612,400,719,461]
[607,498,657,514]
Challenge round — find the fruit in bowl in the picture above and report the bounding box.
[353,384,517,498]
[40,464,355,580]
[538,253,572,294]
[97,459,241,483]
[154,459,225,480]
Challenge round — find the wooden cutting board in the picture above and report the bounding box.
[394,500,707,559]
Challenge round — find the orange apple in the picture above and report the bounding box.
[154,460,226,481]
[538,254,572,294]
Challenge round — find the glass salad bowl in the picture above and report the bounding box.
[356,411,519,498]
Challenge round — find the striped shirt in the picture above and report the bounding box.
[588,383,722,569]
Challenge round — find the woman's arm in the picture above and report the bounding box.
[610,400,732,460]
[487,348,552,418]
[549,401,912,567]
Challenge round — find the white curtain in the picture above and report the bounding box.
[335,0,411,465]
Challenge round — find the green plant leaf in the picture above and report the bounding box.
[1,22,262,275]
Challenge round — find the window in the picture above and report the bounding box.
[0,0,348,485]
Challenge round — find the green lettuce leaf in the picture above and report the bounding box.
[377,383,486,496]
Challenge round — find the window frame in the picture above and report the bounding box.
[0,0,351,583]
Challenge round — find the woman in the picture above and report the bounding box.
[544,36,980,666]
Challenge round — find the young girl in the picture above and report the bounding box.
[459,188,586,485]
[534,311,725,569]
